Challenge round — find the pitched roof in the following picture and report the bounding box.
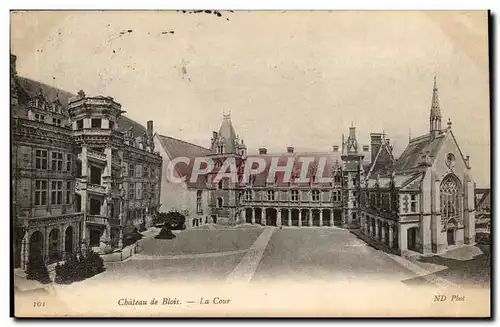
[217,114,238,153]
[245,151,344,187]
[393,132,447,173]
[14,76,148,138]
[155,134,214,187]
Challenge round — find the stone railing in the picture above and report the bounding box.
[86,215,107,225]
[88,183,106,194]
[88,149,107,161]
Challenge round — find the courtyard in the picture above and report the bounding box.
[48,226,490,287]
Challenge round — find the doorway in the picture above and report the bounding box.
[407,227,418,251]
[447,229,456,246]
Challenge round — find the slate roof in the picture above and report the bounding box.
[393,132,447,173]
[155,134,214,187]
[245,151,344,187]
[14,76,148,138]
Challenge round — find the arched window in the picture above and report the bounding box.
[217,197,223,208]
[440,174,461,226]
[218,180,223,190]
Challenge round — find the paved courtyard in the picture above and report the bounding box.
[49,225,487,288]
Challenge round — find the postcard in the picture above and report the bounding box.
[11,10,491,317]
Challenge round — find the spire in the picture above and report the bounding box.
[430,75,442,139]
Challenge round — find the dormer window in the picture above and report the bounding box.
[34,114,45,123]
[217,145,224,154]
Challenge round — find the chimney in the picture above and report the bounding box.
[333,145,339,152]
[212,131,218,140]
[147,120,153,137]
[259,147,267,155]
[370,133,383,163]
[287,146,294,154]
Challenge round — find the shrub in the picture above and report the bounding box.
[26,255,51,284]
[55,250,105,284]
[154,227,176,240]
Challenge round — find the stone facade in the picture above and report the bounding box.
[11,54,162,270]
[358,78,476,256]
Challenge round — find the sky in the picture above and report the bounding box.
[11,10,490,187]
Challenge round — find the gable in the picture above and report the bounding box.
[431,130,471,185]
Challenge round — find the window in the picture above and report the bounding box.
[334,175,341,184]
[410,194,418,212]
[129,163,135,177]
[332,190,340,202]
[66,154,72,172]
[34,114,45,122]
[363,145,370,152]
[245,190,253,201]
[91,118,101,128]
[217,145,224,154]
[143,166,149,178]
[35,180,48,205]
[76,120,83,130]
[35,149,48,170]
[66,181,72,204]
[51,180,63,205]
[136,183,142,200]
[52,118,62,126]
[291,190,299,202]
[267,190,275,201]
[136,165,142,178]
[129,183,135,200]
[217,197,223,208]
[312,189,320,202]
[109,121,115,130]
[51,152,63,171]
[142,183,147,200]
[196,190,203,213]
[218,180,223,190]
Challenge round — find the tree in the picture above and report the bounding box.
[164,211,186,230]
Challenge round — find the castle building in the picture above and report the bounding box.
[358,77,476,255]
[204,78,475,256]
[11,54,162,270]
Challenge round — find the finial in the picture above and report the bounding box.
[433,75,437,89]
[447,117,452,129]
[351,121,354,127]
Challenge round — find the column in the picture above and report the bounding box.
[388,223,394,248]
[375,219,379,240]
[251,208,255,224]
[277,209,282,227]
[242,208,246,224]
[381,221,386,244]
[298,210,302,227]
[288,209,292,226]
[308,209,312,227]
[329,210,334,227]
[319,210,323,227]
[262,208,267,226]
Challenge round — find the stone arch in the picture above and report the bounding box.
[245,208,253,224]
[48,228,61,263]
[29,231,44,263]
[265,208,278,226]
[407,227,419,252]
[65,226,74,255]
